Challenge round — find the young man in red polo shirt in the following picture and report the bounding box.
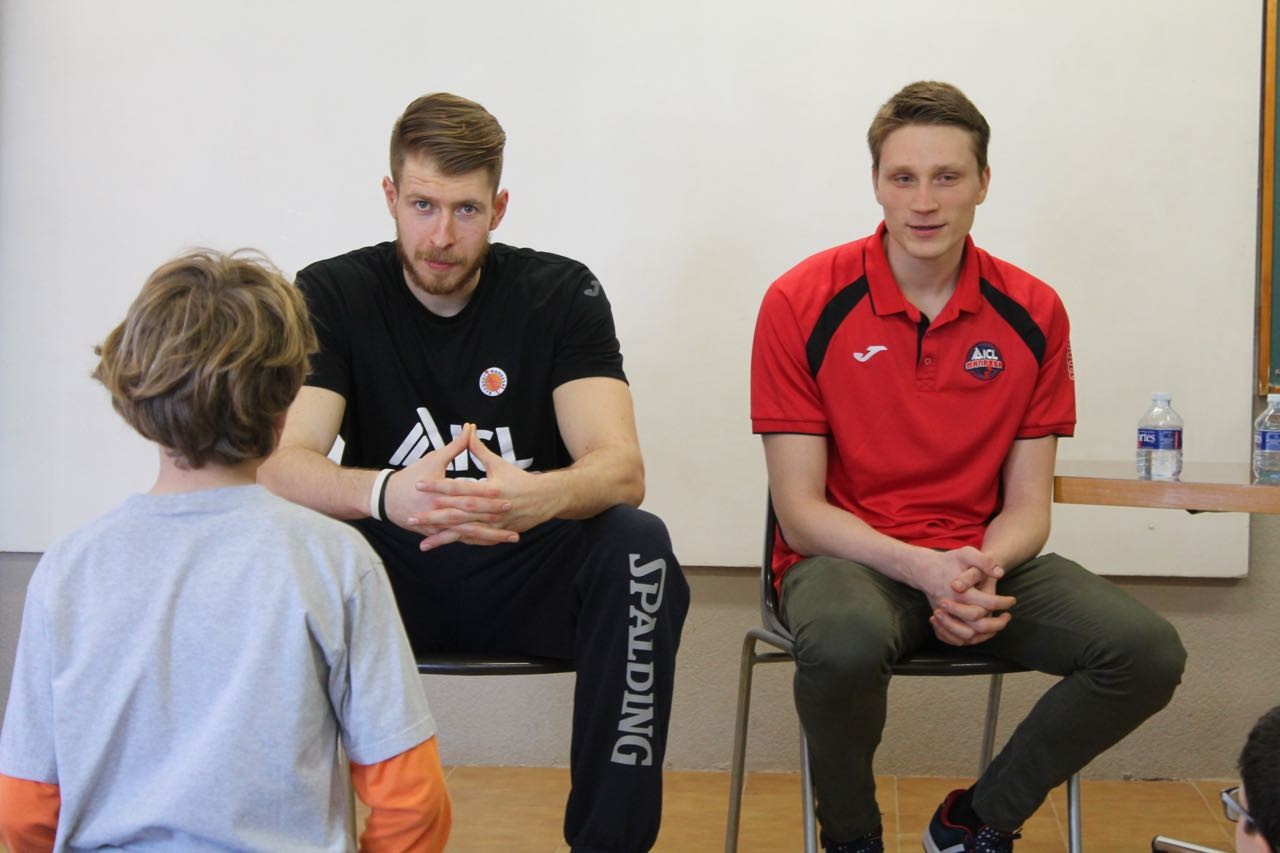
[750,81,1186,853]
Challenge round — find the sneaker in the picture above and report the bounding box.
[923,789,1021,853]
[825,825,884,852]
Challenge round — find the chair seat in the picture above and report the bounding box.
[893,646,1030,677]
[414,652,574,676]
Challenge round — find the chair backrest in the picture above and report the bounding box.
[759,496,789,637]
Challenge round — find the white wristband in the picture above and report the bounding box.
[370,468,394,521]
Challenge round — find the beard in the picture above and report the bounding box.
[396,234,488,299]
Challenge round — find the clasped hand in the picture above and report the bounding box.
[914,546,1016,647]
[381,423,553,551]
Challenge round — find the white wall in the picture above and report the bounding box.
[0,1,1262,574]
[1,0,1277,785]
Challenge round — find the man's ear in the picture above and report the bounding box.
[490,188,509,230]
[381,176,398,217]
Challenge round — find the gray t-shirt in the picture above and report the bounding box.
[0,485,435,851]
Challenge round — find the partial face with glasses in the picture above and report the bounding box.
[1224,786,1269,853]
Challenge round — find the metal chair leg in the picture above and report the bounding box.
[979,673,1003,771]
[724,633,759,853]
[800,728,818,853]
[1068,772,1082,853]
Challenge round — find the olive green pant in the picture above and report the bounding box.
[779,552,1186,843]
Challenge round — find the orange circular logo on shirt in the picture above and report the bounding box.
[479,367,508,397]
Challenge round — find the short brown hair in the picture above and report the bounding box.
[1240,705,1280,849]
[389,92,506,188]
[93,249,316,469]
[867,81,991,172]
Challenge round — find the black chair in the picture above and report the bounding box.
[415,652,575,677]
[724,500,1081,853]
[346,653,574,841]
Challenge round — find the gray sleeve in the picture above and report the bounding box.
[332,550,437,766]
[0,567,57,783]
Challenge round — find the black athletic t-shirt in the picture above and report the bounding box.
[296,241,626,479]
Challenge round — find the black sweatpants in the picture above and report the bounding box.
[355,505,690,853]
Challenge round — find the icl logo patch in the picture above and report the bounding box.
[964,341,1004,380]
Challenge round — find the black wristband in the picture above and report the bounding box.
[377,468,393,522]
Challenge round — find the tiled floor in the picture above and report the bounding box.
[353,766,1239,852]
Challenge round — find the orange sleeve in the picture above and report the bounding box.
[350,736,451,853]
[0,772,60,853]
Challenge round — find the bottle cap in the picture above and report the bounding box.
[1152,391,1172,402]
[1269,393,1280,405]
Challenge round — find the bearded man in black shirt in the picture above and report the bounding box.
[260,92,689,853]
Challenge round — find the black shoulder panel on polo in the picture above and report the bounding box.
[806,277,869,377]
[980,279,1046,365]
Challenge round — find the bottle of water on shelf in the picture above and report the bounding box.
[1135,391,1183,481]
[1253,394,1280,484]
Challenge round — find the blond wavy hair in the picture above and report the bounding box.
[93,249,316,469]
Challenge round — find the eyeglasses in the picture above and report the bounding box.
[1222,785,1257,833]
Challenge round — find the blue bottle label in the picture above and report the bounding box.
[1137,428,1181,450]
[1256,430,1280,452]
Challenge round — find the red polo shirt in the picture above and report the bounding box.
[751,224,1075,582]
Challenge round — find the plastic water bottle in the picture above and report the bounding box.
[1136,392,1183,481]
[1254,394,1280,484]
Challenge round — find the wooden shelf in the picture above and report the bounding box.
[1053,460,1280,515]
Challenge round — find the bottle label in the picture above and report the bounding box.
[1256,430,1280,452]
[1137,428,1182,450]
